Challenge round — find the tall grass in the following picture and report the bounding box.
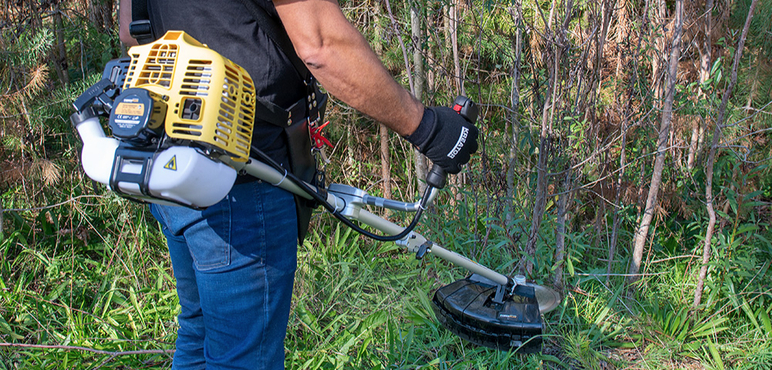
[2,177,772,368]
[0,197,176,369]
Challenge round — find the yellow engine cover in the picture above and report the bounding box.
[124,31,256,162]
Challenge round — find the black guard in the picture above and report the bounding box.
[431,275,543,352]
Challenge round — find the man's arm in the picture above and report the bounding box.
[119,0,139,46]
[273,0,422,137]
[118,0,476,175]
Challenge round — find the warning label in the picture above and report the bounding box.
[163,155,177,171]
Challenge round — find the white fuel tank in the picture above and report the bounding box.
[75,116,236,208]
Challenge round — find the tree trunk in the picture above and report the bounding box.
[384,0,419,197]
[446,0,465,203]
[595,0,613,91]
[524,135,549,276]
[411,1,428,194]
[614,0,629,81]
[29,0,43,29]
[372,0,391,200]
[745,52,761,112]
[525,47,556,275]
[0,200,4,243]
[593,196,605,251]
[52,7,69,84]
[686,119,702,170]
[450,1,464,97]
[525,0,571,276]
[608,134,626,279]
[88,0,115,33]
[694,0,757,308]
[345,121,357,181]
[629,0,684,286]
[506,4,523,231]
[609,0,649,279]
[687,0,713,170]
[650,0,667,101]
[553,166,571,289]
[379,124,392,200]
[384,0,414,92]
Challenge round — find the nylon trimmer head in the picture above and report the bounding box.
[431,274,560,353]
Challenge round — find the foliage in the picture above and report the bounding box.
[730,0,772,59]
[1,0,772,368]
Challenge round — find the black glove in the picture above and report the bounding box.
[404,106,479,174]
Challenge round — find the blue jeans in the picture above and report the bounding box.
[151,181,298,370]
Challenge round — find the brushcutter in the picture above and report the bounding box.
[70,31,561,353]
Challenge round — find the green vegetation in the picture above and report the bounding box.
[2,0,772,369]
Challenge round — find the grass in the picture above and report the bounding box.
[1,185,772,369]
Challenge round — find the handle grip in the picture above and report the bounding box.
[426,165,447,189]
[425,96,478,189]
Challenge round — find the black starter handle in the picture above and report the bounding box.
[426,96,479,189]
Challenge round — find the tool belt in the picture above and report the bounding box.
[271,82,328,243]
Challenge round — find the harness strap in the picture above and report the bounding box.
[129,0,156,45]
[236,0,328,127]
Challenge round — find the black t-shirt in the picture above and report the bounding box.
[146,0,306,166]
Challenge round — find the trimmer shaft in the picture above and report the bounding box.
[431,275,544,352]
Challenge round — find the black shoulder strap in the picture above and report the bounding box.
[235,0,312,83]
[131,0,311,83]
[129,0,157,45]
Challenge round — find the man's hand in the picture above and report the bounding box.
[405,107,479,174]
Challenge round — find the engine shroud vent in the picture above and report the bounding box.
[123,31,255,162]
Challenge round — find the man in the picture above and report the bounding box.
[119,0,477,369]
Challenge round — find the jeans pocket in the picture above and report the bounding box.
[189,240,231,271]
[153,199,233,272]
[186,200,232,271]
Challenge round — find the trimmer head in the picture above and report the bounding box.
[431,274,560,352]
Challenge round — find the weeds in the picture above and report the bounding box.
[2,175,772,369]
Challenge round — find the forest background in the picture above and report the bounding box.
[1,0,771,368]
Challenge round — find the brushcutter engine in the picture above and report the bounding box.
[71,31,256,208]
